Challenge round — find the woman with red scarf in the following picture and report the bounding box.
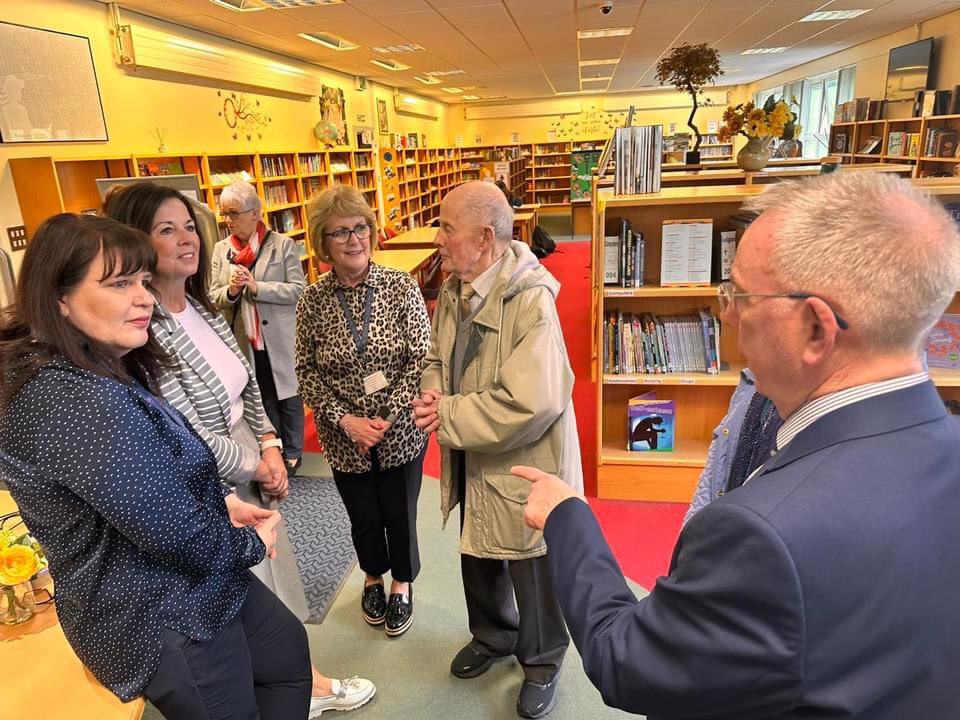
[211,180,307,476]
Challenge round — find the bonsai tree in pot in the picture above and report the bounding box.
[656,43,723,165]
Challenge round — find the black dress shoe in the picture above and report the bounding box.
[361,582,386,626]
[385,586,413,637]
[285,457,302,476]
[517,677,558,719]
[450,644,506,679]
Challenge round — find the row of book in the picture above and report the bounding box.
[603,310,721,375]
[922,129,959,158]
[210,169,254,186]
[268,209,299,234]
[886,131,922,157]
[260,155,292,177]
[299,154,325,174]
[138,161,185,177]
[613,124,663,195]
[602,219,645,287]
[263,184,290,207]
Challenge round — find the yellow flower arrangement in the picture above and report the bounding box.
[719,98,792,142]
[0,516,45,624]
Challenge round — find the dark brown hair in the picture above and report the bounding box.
[0,214,168,409]
[103,181,217,313]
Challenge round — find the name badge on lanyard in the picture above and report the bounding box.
[335,285,389,397]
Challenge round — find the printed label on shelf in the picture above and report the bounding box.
[605,288,636,297]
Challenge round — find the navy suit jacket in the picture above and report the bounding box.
[545,381,960,719]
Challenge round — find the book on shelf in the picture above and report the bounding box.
[613,124,662,195]
[603,218,645,287]
[717,230,736,282]
[908,133,921,157]
[832,132,848,154]
[867,100,883,120]
[932,131,958,158]
[210,169,253,185]
[628,392,675,452]
[138,160,185,176]
[841,101,856,123]
[854,97,870,121]
[925,314,960,370]
[933,89,953,116]
[856,135,882,154]
[603,309,720,375]
[921,92,937,117]
[950,85,960,115]
[660,219,712,286]
[886,131,907,156]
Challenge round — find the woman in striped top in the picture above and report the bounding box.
[104,182,375,717]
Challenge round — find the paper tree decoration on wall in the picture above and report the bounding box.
[218,90,272,141]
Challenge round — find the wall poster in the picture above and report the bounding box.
[0,22,108,142]
[320,85,348,146]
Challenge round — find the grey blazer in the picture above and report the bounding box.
[209,230,306,400]
[151,296,273,485]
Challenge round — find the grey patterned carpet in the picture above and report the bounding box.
[282,474,356,624]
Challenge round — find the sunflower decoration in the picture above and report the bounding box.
[719,96,794,141]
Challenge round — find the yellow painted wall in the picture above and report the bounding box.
[0,0,447,271]
[446,90,732,147]
[747,8,960,114]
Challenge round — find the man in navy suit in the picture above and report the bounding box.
[513,172,960,719]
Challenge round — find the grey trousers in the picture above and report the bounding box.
[231,418,310,622]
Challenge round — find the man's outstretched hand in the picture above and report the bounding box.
[512,465,585,530]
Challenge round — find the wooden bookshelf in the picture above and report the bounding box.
[590,181,960,502]
[8,147,382,282]
[827,114,960,177]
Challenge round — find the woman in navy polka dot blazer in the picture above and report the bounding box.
[0,214,312,719]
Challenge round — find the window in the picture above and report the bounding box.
[796,66,855,158]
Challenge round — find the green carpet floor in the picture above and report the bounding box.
[145,452,645,719]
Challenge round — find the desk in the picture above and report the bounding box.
[372,247,438,279]
[383,226,438,249]
[0,491,145,720]
[513,211,536,246]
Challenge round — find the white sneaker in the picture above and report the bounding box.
[308,677,376,716]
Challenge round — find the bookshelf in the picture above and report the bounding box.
[394,146,462,231]
[662,132,734,164]
[8,147,382,282]
[532,142,573,208]
[590,182,960,502]
[828,114,960,176]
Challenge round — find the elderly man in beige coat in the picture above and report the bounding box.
[413,181,582,719]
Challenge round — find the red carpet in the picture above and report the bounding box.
[305,243,688,590]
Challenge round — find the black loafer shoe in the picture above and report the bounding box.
[385,587,413,637]
[517,677,558,719]
[361,582,386,626]
[450,644,506,679]
[285,457,302,476]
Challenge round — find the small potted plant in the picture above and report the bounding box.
[656,43,723,165]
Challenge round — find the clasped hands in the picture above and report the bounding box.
[224,493,281,559]
[410,388,442,434]
[228,264,258,296]
[254,444,288,501]
[340,414,392,454]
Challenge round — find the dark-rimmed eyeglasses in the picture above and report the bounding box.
[222,207,256,221]
[324,223,372,244]
[717,281,849,330]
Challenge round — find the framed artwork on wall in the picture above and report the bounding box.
[0,22,108,143]
[320,85,348,146]
[377,98,388,134]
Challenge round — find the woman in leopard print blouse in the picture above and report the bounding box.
[296,185,430,638]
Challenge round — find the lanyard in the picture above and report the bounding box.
[335,285,375,355]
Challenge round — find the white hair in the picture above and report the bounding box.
[455,181,514,244]
[219,180,262,216]
[744,172,960,352]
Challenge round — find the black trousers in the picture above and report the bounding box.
[457,457,569,683]
[253,348,305,461]
[143,575,312,720]
[332,446,425,582]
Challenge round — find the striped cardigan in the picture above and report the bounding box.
[151,296,273,485]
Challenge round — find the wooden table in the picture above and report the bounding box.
[513,210,537,246]
[0,491,145,720]
[372,246,440,288]
[382,226,438,249]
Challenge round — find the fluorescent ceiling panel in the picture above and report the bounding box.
[800,9,871,22]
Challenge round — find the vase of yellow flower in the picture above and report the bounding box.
[0,515,43,625]
[719,96,792,172]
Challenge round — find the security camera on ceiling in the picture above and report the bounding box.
[600,1,613,14]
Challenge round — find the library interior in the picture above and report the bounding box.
[2,1,960,719]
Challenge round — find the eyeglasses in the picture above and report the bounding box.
[221,207,256,221]
[717,281,849,330]
[324,223,372,244]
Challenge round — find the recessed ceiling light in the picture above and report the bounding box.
[577,27,633,39]
[479,95,506,100]
[370,58,411,71]
[580,76,612,83]
[741,47,788,55]
[580,58,619,66]
[441,87,463,94]
[800,9,870,22]
[298,32,357,50]
[209,0,264,11]
[425,69,466,77]
[260,0,344,6]
[462,95,480,100]
[371,44,424,54]
[414,75,440,85]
